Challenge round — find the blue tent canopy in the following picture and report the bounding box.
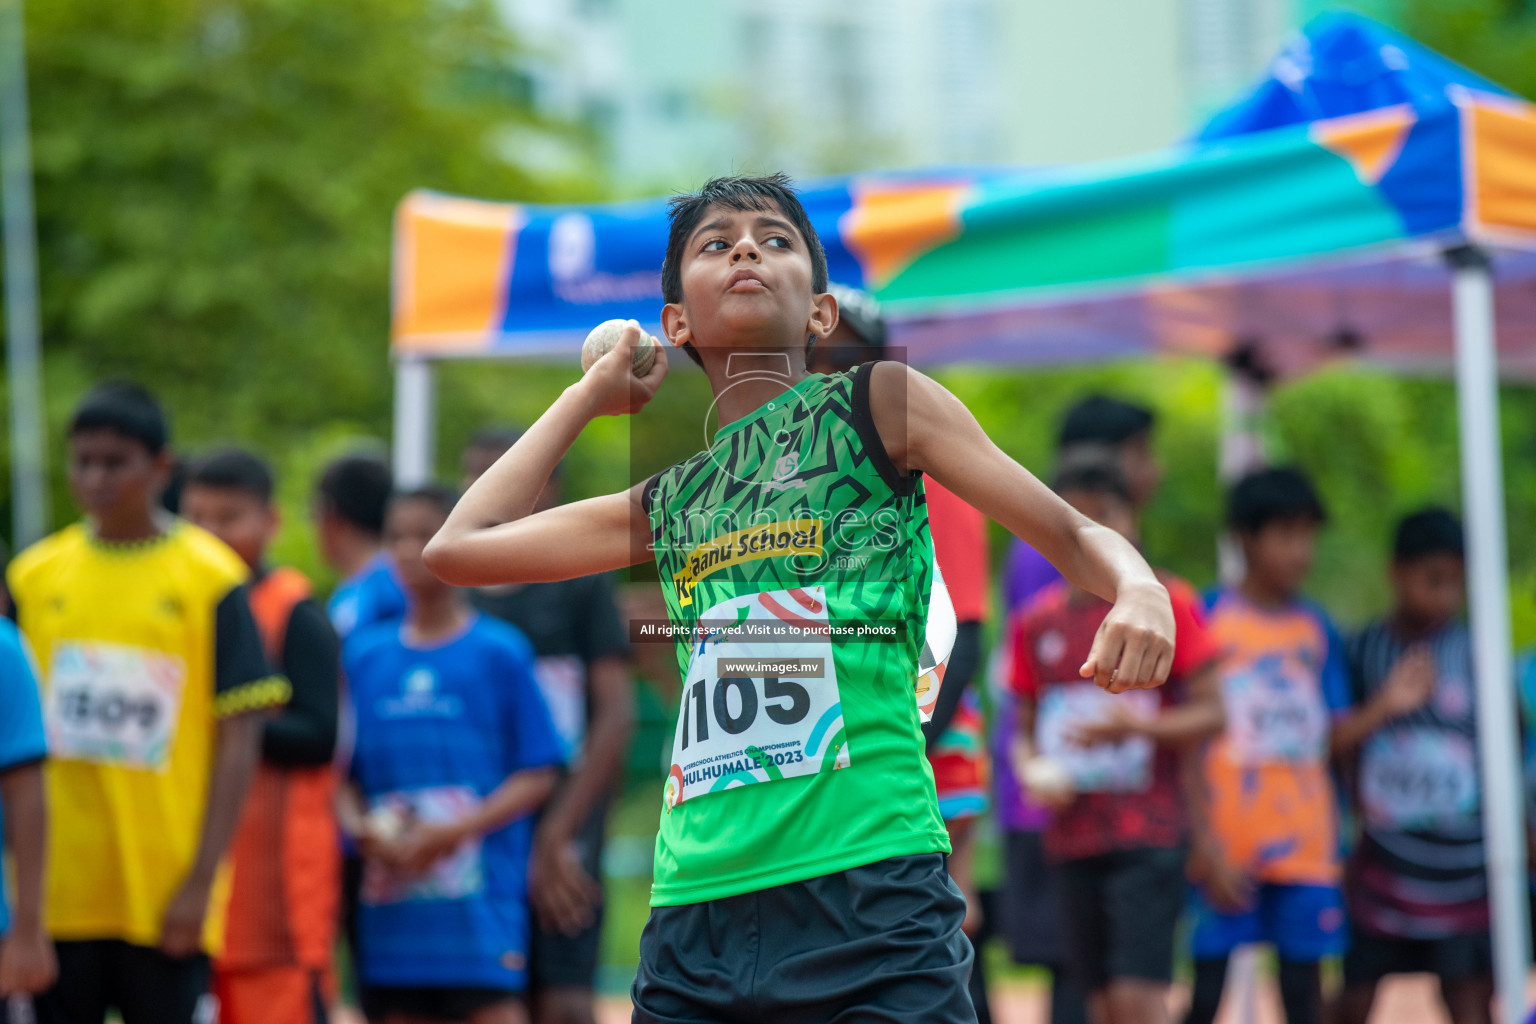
[1200,10,1513,139]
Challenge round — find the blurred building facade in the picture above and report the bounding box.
[498,0,1403,188]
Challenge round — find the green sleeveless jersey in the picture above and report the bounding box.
[641,362,950,906]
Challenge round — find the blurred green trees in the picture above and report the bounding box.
[3,0,597,573]
[1403,0,1536,100]
[5,0,1536,639]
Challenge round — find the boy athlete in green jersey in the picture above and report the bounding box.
[426,175,1176,1022]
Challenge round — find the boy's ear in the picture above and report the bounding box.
[808,291,838,342]
[263,503,282,545]
[661,302,691,348]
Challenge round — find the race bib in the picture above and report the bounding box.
[1222,662,1329,764]
[1035,683,1157,793]
[665,586,847,812]
[1361,728,1478,831]
[45,640,186,770]
[533,655,586,757]
[362,785,484,905]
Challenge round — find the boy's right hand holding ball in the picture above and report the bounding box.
[575,319,668,418]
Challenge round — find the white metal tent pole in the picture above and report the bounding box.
[392,356,435,487]
[1448,244,1530,1024]
[1218,364,1269,585]
[1217,363,1271,1024]
[0,0,48,548]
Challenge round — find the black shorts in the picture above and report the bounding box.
[632,853,976,1024]
[1343,927,1493,986]
[529,803,607,993]
[371,986,521,1017]
[34,940,212,1024]
[1056,846,1186,992]
[999,829,1068,969]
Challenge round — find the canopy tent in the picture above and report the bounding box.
[392,15,1536,374]
[390,12,1536,1019]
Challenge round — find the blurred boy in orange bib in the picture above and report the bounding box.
[182,450,341,1024]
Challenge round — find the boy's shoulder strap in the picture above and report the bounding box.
[849,360,915,497]
[641,470,663,521]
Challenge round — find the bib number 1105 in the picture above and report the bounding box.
[665,587,848,812]
[679,674,811,749]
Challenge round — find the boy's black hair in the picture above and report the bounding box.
[1058,395,1155,451]
[187,448,275,504]
[391,485,460,520]
[1394,506,1464,562]
[662,173,829,368]
[1053,448,1132,504]
[316,454,393,538]
[1227,466,1328,534]
[70,381,169,455]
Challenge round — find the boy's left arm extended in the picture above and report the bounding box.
[868,362,1174,693]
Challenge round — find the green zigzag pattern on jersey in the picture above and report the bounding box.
[645,369,934,683]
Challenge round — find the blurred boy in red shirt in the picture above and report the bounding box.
[1010,453,1223,1024]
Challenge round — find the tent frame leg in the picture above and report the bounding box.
[1448,244,1530,1024]
[393,355,435,487]
[1217,361,1270,584]
[1,0,48,548]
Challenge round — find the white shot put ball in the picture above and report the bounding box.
[581,318,658,376]
[1022,756,1074,801]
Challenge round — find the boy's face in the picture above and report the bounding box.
[181,485,277,571]
[662,203,836,358]
[1391,553,1465,628]
[1062,488,1137,545]
[311,503,346,570]
[384,498,449,596]
[1117,433,1162,508]
[67,428,169,523]
[1241,517,1318,595]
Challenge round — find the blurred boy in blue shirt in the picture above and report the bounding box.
[339,488,562,1024]
[314,455,407,640]
[0,618,56,1006]
[315,452,408,1021]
